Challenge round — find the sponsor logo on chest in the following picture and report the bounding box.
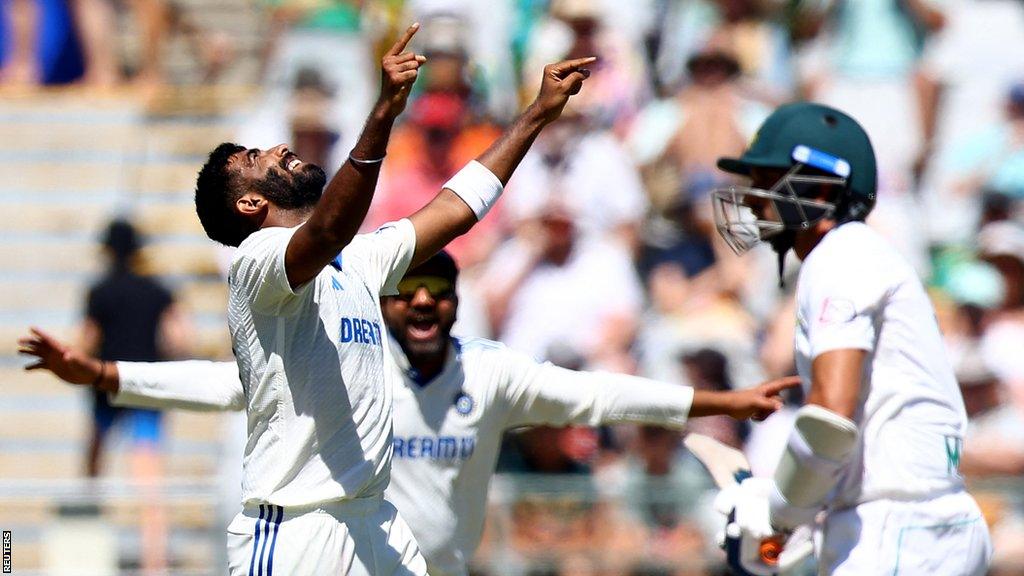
[339,316,383,347]
[394,391,479,461]
[393,435,476,460]
[326,266,383,348]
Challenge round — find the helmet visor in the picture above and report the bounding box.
[711,166,841,255]
[712,186,785,255]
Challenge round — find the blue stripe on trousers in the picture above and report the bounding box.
[257,503,273,576]
[248,504,265,576]
[266,505,283,576]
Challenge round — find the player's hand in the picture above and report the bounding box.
[17,327,104,386]
[714,477,794,576]
[531,57,596,125]
[718,476,777,539]
[378,23,427,118]
[725,375,801,421]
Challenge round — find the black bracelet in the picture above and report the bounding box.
[91,360,107,388]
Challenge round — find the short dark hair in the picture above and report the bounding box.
[102,218,141,261]
[195,142,250,247]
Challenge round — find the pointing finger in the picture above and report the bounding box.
[762,376,802,396]
[549,56,598,77]
[386,22,420,57]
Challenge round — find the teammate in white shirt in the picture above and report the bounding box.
[21,251,800,576]
[88,22,597,574]
[710,102,992,574]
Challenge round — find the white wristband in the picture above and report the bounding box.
[443,160,503,220]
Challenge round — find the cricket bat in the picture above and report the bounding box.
[683,433,753,488]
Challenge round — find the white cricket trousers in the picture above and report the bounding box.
[227,495,428,576]
[819,491,992,575]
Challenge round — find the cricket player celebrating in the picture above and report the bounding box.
[710,102,992,575]
[119,20,597,573]
[20,251,799,576]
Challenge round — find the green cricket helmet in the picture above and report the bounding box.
[712,102,877,255]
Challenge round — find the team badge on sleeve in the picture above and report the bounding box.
[819,298,857,324]
[454,392,474,416]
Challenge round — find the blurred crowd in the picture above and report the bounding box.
[5,0,1024,574]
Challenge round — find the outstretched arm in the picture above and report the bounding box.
[406,57,596,268]
[284,24,426,288]
[18,327,244,412]
[499,347,799,428]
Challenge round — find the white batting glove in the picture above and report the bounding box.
[732,477,777,539]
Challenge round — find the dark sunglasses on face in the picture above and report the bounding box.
[395,276,454,301]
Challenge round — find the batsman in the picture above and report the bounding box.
[711,103,993,575]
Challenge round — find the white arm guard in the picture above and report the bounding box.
[442,160,504,220]
[771,405,859,529]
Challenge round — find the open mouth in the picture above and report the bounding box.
[283,153,302,172]
[407,317,439,341]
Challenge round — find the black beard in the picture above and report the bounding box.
[256,164,327,210]
[403,335,446,358]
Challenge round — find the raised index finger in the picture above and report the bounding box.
[387,22,420,57]
[549,56,598,76]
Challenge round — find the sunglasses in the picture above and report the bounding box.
[395,276,454,300]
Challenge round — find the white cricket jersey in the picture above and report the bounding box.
[227,219,415,507]
[114,338,694,576]
[793,222,968,509]
[385,337,693,575]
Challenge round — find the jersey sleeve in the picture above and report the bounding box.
[339,219,417,296]
[113,360,245,412]
[229,226,310,316]
[798,251,889,359]
[498,348,694,429]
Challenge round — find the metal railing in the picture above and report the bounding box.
[1,475,1021,575]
